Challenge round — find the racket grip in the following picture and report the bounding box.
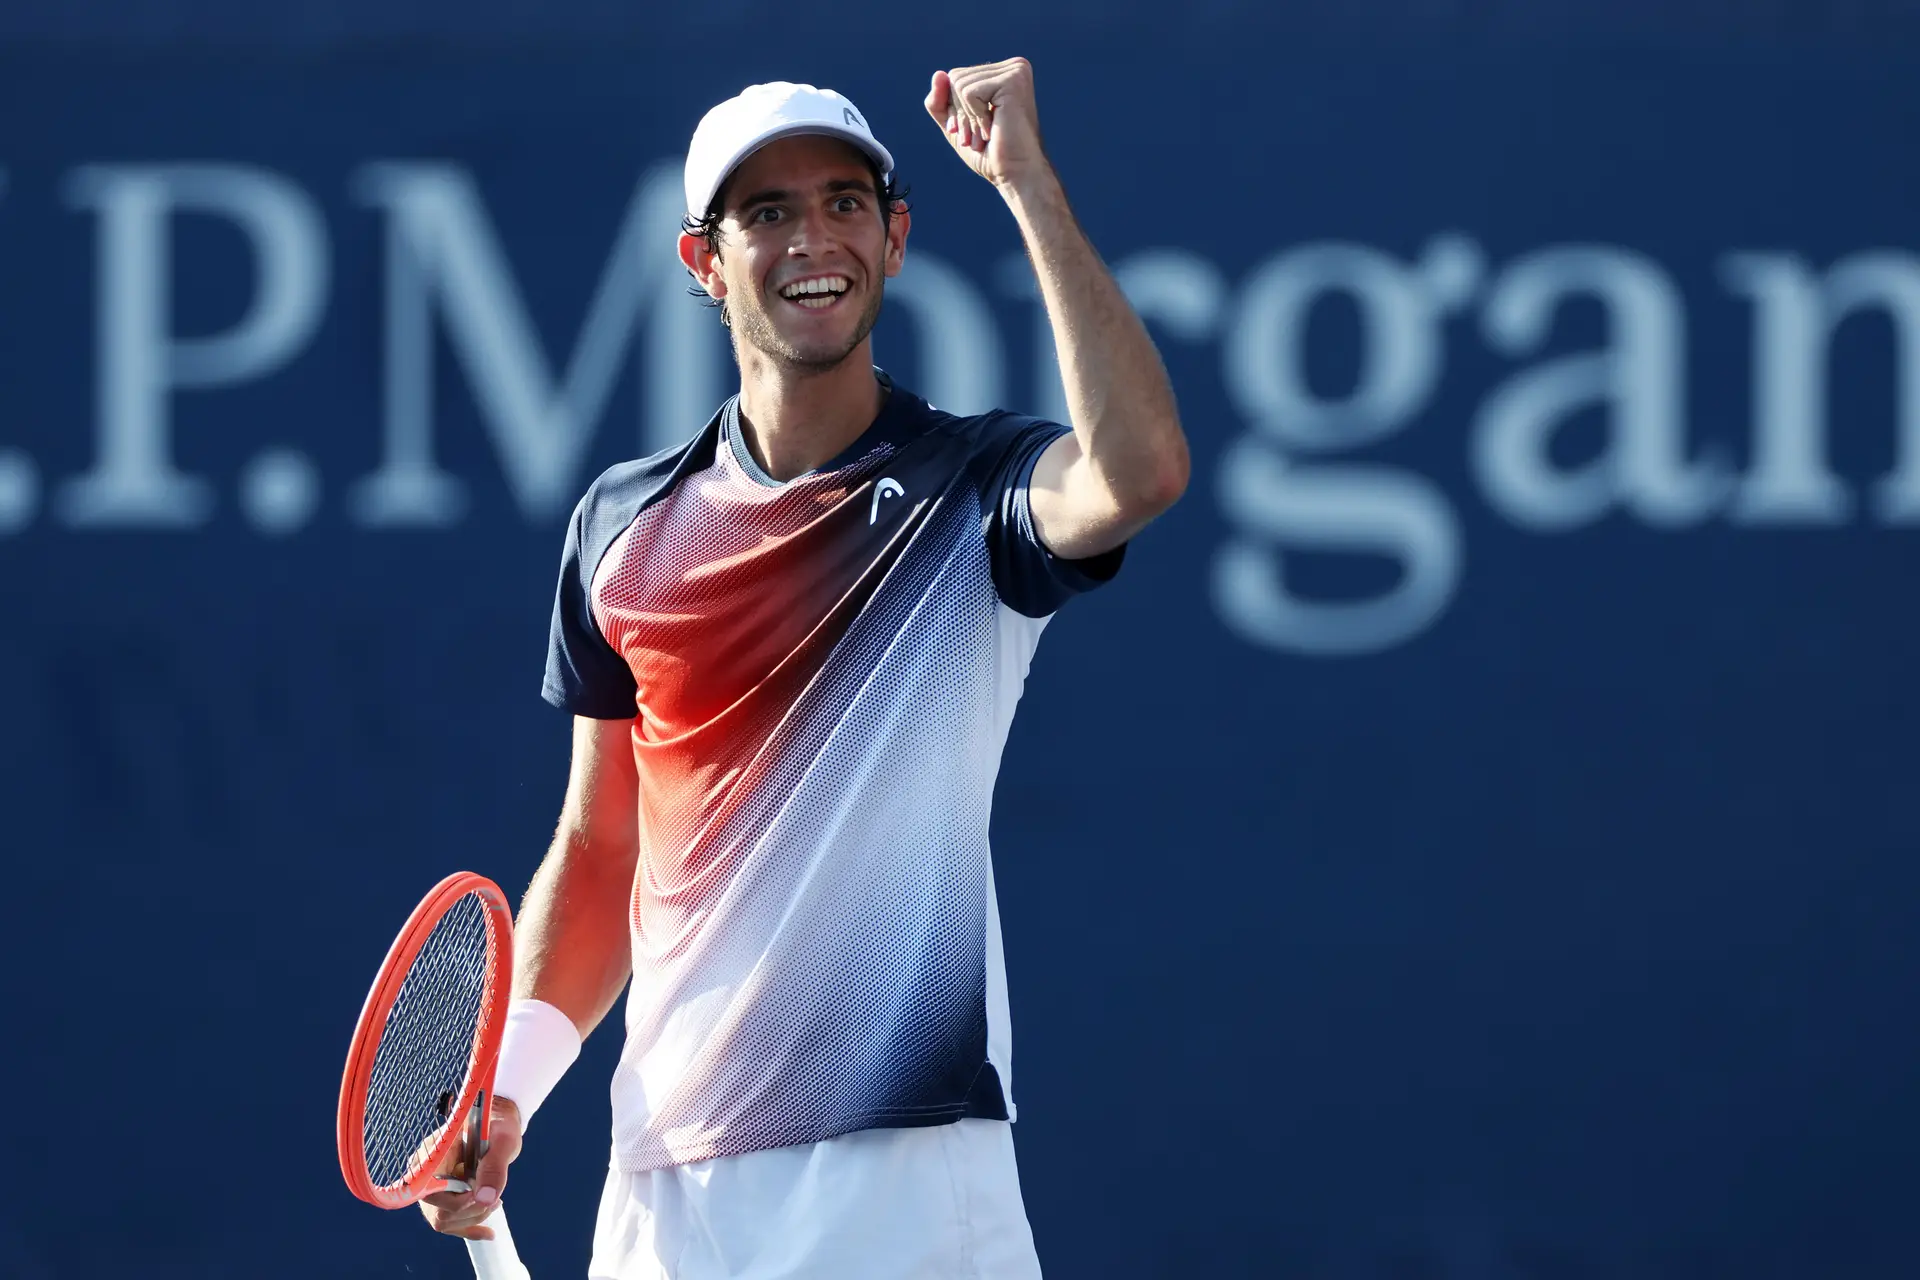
[466,1204,532,1280]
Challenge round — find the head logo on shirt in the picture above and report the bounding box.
[869,477,905,526]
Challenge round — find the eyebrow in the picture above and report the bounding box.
[732,177,879,214]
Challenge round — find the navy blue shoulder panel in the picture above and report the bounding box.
[955,409,1125,619]
[541,416,722,718]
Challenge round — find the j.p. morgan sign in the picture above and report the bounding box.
[3,162,1915,656]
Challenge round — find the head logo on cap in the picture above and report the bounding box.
[684,82,896,221]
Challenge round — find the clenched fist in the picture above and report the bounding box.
[925,58,1053,193]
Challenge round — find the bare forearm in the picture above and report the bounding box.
[1003,171,1188,507]
[924,58,1186,549]
[511,829,636,1039]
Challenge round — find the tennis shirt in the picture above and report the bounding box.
[542,371,1121,1174]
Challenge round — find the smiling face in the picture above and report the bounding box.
[679,134,909,373]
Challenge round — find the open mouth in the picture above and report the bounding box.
[777,275,851,310]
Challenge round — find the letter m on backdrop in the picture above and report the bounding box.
[352,162,723,525]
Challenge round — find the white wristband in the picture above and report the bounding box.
[491,998,582,1130]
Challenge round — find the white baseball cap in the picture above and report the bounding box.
[684,82,895,222]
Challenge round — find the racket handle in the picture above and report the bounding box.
[466,1203,532,1280]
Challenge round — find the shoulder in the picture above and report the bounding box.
[889,385,1065,479]
[570,417,722,534]
[903,399,1118,616]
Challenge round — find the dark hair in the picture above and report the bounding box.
[681,155,910,322]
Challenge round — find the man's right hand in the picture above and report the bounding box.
[418,1094,524,1242]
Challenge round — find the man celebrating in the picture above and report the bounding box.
[423,60,1187,1277]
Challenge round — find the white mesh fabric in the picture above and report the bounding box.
[589,421,1044,1172]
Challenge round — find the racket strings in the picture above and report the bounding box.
[360,890,496,1189]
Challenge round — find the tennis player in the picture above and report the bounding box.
[422,59,1187,1277]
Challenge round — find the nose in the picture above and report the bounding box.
[786,205,836,258]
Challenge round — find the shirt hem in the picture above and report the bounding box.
[609,1104,1000,1175]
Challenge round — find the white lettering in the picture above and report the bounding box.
[886,252,1003,416]
[1474,246,1727,531]
[1225,241,1448,451]
[1722,251,1920,525]
[1213,436,1462,656]
[0,450,36,535]
[1215,241,1460,655]
[60,165,328,527]
[350,162,723,526]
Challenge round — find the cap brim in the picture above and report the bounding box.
[695,123,895,219]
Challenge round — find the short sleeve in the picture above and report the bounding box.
[981,418,1125,618]
[541,489,639,719]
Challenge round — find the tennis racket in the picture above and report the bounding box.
[337,871,532,1280]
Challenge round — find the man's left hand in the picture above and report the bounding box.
[925,58,1052,195]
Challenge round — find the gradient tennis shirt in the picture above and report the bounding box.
[542,371,1122,1173]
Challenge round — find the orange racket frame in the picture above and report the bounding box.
[337,871,515,1209]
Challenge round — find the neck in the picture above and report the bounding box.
[733,341,886,482]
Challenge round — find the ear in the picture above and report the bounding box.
[678,230,726,300]
[883,202,911,279]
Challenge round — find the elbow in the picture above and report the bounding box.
[1159,440,1193,509]
[1124,430,1191,518]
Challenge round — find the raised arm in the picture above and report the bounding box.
[927,58,1190,560]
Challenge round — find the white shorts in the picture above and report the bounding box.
[586,1119,1042,1280]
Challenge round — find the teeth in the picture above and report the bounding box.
[780,276,850,299]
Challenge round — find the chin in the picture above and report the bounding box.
[738,290,881,371]
[771,323,869,370]
[781,341,864,373]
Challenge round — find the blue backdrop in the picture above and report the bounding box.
[3,15,1919,1279]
